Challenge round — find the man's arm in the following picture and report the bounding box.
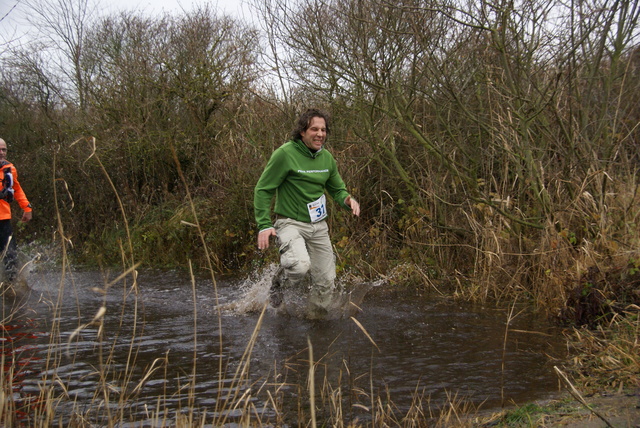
[12,166,31,222]
[254,147,288,248]
[254,158,281,229]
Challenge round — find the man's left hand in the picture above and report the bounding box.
[21,211,32,223]
[345,196,360,217]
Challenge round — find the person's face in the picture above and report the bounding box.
[300,117,327,152]
[0,140,7,162]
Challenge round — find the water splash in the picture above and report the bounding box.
[221,263,384,320]
[218,264,277,314]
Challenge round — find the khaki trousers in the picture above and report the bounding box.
[274,217,336,311]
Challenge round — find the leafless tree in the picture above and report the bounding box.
[19,0,98,109]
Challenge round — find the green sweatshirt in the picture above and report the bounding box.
[254,139,350,231]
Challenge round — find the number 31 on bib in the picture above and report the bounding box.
[307,194,328,223]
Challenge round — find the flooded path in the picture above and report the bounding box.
[1,267,567,425]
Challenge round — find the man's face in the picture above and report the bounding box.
[0,140,7,162]
[300,117,327,152]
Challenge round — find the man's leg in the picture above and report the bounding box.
[305,220,336,312]
[272,218,312,306]
[0,220,17,282]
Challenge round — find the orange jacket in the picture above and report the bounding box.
[0,162,31,221]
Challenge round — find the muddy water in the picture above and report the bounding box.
[2,267,566,425]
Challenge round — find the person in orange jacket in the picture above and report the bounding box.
[0,138,32,282]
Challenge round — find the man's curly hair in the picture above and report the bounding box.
[290,108,331,141]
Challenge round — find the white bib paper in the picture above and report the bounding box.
[307,194,327,223]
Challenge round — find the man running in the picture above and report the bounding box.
[254,108,360,317]
[0,138,32,284]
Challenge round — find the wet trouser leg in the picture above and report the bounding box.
[0,220,17,282]
[275,218,335,311]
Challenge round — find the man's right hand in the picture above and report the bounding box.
[257,228,277,250]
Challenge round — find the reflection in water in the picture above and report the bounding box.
[1,267,566,425]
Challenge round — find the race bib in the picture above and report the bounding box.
[307,194,327,223]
